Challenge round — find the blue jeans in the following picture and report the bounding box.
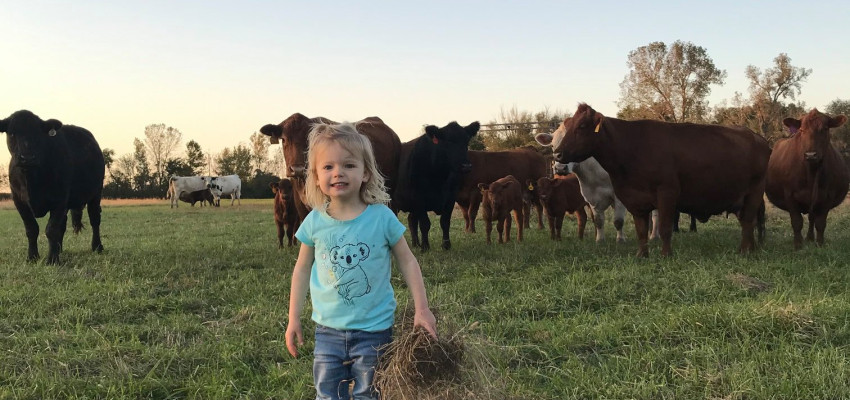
[313,324,392,400]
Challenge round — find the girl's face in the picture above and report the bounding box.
[314,141,369,205]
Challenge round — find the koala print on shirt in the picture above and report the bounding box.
[328,242,372,305]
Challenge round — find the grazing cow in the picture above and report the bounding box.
[393,121,479,251]
[178,189,215,207]
[456,147,549,233]
[270,178,299,248]
[766,109,849,249]
[167,175,208,208]
[205,174,242,206]
[259,114,402,222]
[479,175,525,244]
[550,103,770,257]
[1,110,104,264]
[531,175,588,240]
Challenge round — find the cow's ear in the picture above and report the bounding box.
[260,124,282,144]
[829,115,847,129]
[592,112,604,133]
[477,183,487,192]
[465,121,480,137]
[534,133,553,146]
[44,119,62,135]
[783,118,801,134]
[424,125,443,144]
[0,118,7,132]
[269,182,279,193]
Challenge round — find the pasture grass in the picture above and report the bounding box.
[1,199,849,399]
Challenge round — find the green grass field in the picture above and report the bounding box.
[1,199,849,399]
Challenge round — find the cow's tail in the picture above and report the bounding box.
[757,198,766,244]
[71,209,85,234]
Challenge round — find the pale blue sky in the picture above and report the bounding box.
[2,1,849,166]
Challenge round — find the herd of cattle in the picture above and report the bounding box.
[1,104,848,264]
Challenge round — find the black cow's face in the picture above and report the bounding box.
[1,110,63,169]
[425,121,480,174]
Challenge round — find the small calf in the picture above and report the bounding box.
[179,189,215,207]
[479,175,524,244]
[532,175,588,240]
[271,179,298,248]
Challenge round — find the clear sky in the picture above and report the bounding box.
[2,0,849,167]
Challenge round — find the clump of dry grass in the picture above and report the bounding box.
[726,273,772,293]
[374,307,508,400]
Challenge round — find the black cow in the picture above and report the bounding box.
[392,121,479,251]
[1,110,105,264]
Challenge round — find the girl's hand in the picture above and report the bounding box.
[285,320,304,358]
[414,308,438,339]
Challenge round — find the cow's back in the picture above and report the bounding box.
[457,148,549,207]
[356,117,402,195]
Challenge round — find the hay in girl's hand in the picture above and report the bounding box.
[374,307,507,400]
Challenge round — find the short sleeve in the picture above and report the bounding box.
[294,210,316,247]
[382,206,406,246]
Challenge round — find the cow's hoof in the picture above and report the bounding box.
[46,255,60,265]
[442,240,451,250]
[93,244,104,253]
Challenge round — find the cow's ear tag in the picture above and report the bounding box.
[594,121,602,133]
[48,129,57,137]
[527,184,534,191]
[432,137,439,145]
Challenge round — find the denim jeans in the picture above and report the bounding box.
[313,324,392,400]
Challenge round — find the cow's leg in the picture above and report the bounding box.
[633,211,651,258]
[535,201,544,230]
[469,192,482,234]
[806,213,816,242]
[484,218,492,244]
[613,198,627,243]
[13,198,40,261]
[576,208,587,240]
[591,205,605,242]
[689,214,698,232]
[502,215,511,243]
[418,212,431,251]
[649,210,659,240]
[813,212,828,246]
[87,197,103,253]
[756,199,766,245]
[439,210,452,250]
[407,213,421,248]
[275,220,284,249]
[70,208,84,233]
[548,213,556,240]
[736,191,761,254]
[45,209,69,265]
[656,205,676,257]
[789,209,804,250]
[554,214,563,241]
[515,207,524,242]
[522,201,531,229]
[459,203,473,233]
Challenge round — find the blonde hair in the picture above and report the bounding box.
[304,121,391,209]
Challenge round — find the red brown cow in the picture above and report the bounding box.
[456,147,549,233]
[531,175,588,240]
[766,109,849,249]
[478,175,525,244]
[270,178,299,248]
[552,104,771,257]
[259,114,402,221]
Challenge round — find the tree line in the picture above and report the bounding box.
[99,125,284,199]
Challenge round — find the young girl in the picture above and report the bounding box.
[286,121,438,399]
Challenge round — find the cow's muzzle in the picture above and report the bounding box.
[288,164,307,179]
[805,152,822,164]
[16,154,40,168]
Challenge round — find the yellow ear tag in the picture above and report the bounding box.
[594,121,602,133]
[527,184,534,191]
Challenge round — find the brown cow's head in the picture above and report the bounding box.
[535,177,555,203]
[784,109,847,165]
[260,113,313,179]
[551,104,604,164]
[1,110,63,169]
[481,175,518,217]
[424,121,480,174]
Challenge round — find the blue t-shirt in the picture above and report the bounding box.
[295,204,406,332]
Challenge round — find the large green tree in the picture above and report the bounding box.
[249,131,271,175]
[825,99,850,163]
[480,106,566,151]
[144,123,182,185]
[618,40,726,123]
[185,140,206,176]
[215,145,252,178]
